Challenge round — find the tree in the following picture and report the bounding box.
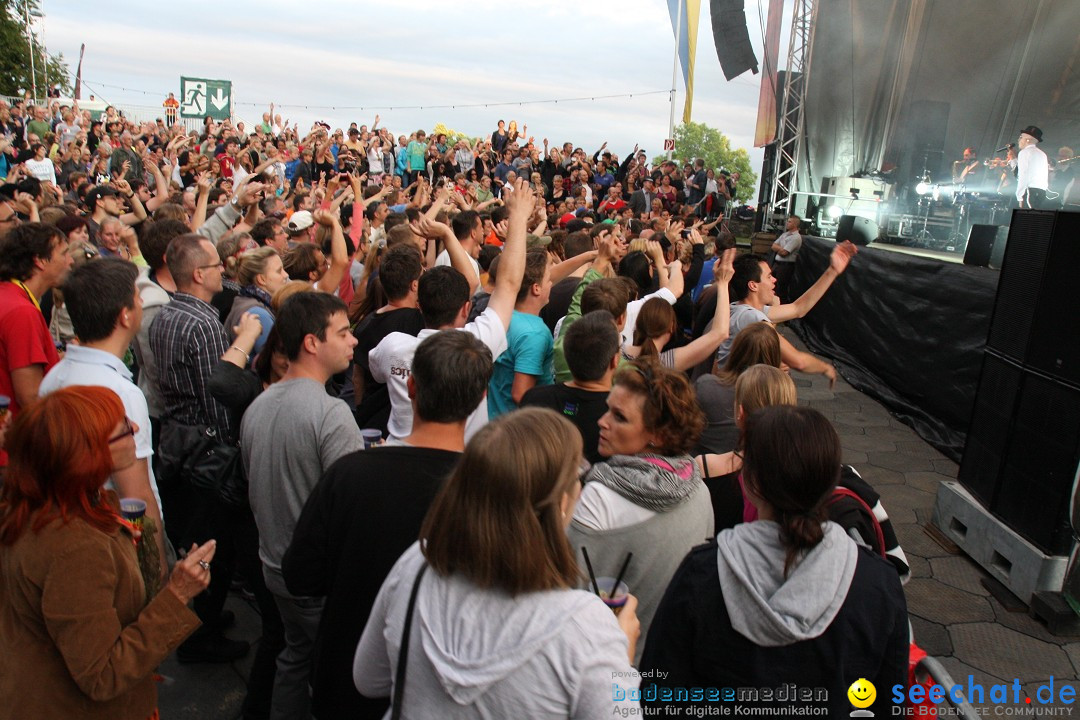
[653,121,757,202]
[430,122,476,147]
[0,0,71,99]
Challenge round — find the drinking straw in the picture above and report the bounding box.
[581,546,600,596]
[611,552,633,597]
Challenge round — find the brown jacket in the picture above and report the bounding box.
[0,510,201,719]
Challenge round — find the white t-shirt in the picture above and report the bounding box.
[39,345,163,513]
[621,286,678,349]
[434,249,481,292]
[24,157,56,185]
[574,483,656,530]
[369,306,508,441]
[367,147,385,175]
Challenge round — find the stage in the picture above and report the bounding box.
[785,235,1000,461]
[865,243,966,264]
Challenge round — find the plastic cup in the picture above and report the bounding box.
[0,394,9,423]
[361,429,383,449]
[119,497,146,528]
[595,576,629,614]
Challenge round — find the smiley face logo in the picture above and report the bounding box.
[847,678,876,709]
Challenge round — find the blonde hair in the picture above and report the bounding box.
[734,364,798,418]
[627,238,649,255]
[271,280,312,313]
[237,247,280,287]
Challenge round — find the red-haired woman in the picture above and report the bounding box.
[0,385,214,720]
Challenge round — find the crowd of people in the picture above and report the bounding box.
[0,96,912,719]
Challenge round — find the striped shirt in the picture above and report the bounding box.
[149,292,233,438]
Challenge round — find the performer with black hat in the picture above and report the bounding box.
[1016,125,1052,209]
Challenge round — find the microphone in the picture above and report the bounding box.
[994,143,1015,153]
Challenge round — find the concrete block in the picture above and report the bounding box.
[933,481,1070,604]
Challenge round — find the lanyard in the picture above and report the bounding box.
[10,279,39,312]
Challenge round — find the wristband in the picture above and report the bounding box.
[229,345,250,362]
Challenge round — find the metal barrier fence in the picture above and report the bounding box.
[3,94,205,133]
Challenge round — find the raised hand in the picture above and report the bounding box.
[645,239,664,264]
[236,181,267,207]
[715,247,736,284]
[410,215,448,239]
[504,177,536,215]
[830,240,858,274]
[595,228,618,260]
[312,208,338,227]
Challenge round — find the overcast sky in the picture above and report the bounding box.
[39,0,779,176]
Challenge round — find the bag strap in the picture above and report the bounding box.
[390,562,428,720]
[827,486,886,558]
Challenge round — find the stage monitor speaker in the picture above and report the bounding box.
[963,224,1008,268]
[986,210,1080,387]
[709,0,759,81]
[959,351,1080,555]
[836,215,880,246]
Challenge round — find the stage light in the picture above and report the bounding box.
[827,205,843,219]
[915,182,930,196]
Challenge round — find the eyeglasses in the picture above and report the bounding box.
[108,418,135,444]
[197,261,225,271]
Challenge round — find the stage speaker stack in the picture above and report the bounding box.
[708,0,759,81]
[963,224,1009,269]
[935,210,1080,603]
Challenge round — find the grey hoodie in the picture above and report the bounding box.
[133,270,172,418]
[716,520,857,647]
[354,542,637,718]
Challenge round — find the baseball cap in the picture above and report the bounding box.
[287,210,314,233]
[84,185,118,209]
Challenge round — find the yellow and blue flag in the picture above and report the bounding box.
[668,0,701,124]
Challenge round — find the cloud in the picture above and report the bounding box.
[44,0,770,182]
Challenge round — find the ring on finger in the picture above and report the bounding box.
[198,560,211,571]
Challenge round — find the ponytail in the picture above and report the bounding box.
[778,509,827,577]
[741,406,841,576]
[632,297,675,357]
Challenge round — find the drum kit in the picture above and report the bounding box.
[908,166,1011,251]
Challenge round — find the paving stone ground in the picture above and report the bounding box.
[156,328,1080,718]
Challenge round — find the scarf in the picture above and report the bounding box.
[239,284,273,310]
[586,453,701,512]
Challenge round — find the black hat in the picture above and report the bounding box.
[84,185,118,209]
[1019,125,1044,143]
